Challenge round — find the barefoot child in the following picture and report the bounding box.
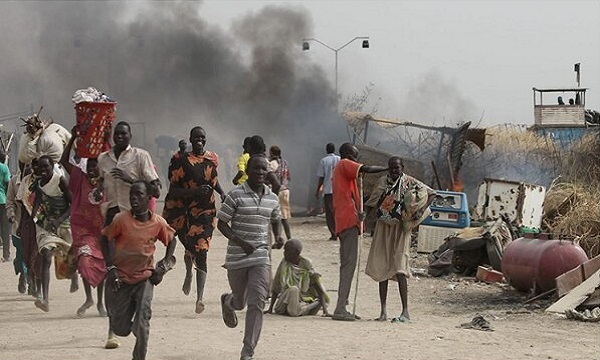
[31,155,74,312]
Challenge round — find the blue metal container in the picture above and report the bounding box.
[422,190,470,228]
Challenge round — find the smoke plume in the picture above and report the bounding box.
[0,1,347,211]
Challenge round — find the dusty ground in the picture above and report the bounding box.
[0,216,598,360]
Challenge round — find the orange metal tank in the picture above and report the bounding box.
[501,238,588,293]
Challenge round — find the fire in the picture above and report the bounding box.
[451,178,464,192]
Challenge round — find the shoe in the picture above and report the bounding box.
[34,298,49,312]
[332,310,360,321]
[220,293,238,328]
[240,356,254,360]
[1,257,11,262]
[328,236,337,241]
[105,335,120,349]
[459,315,493,331]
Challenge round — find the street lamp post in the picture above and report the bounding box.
[302,36,370,109]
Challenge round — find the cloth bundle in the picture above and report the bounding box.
[72,87,114,104]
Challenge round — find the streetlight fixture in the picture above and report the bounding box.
[302,36,370,109]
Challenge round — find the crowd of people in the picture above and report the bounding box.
[0,112,435,360]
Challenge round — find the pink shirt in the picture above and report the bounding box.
[102,211,175,284]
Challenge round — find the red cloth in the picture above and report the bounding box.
[69,167,106,287]
[332,158,362,235]
[101,211,175,284]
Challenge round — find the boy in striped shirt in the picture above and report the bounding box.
[217,154,283,360]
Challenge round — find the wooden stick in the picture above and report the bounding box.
[524,288,556,304]
[5,133,14,153]
[447,153,455,190]
[431,160,442,190]
[352,174,364,318]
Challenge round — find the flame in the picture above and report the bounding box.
[451,178,464,192]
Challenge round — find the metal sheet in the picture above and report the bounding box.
[474,178,546,228]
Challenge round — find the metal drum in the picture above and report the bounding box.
[501,237,588,293]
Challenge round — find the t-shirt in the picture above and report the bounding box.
[97,145,159,214]
[0,162,11,204]
[236,153,250,184]
[332,158,362,234]
[217,182,281,270]
[101,211,175,284]
[316,153,340,195]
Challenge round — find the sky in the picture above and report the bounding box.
[0,0,598,210]
[203,0,600,126]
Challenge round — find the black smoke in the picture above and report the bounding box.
[0,1,347,212]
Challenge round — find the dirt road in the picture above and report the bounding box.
[0,217,597,360]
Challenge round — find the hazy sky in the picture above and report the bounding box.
[202,0,600,126]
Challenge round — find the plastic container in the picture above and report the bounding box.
[74,101,117,158]
[501,237,588,293]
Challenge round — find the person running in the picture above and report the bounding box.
[315,143,340,240]
[331,143,387,321]
[265,238,330,317]
[269,145,292,240]
[364,156,435,323]
[30,155,74,312]
[15,161,41,297]
[162,126,225,314]
[232,137,251,186]
[217,154,283,360]
[59,128,107,317]
[97,121,162,348]
[102,180,176,360]
[97,121,161,226]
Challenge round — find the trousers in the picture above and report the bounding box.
[226,264,270,358]
[0,204,10,260]
[106,279,154,360]
[335,227,358,313]
[323,194,336,238]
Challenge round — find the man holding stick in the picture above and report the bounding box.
[331,143,387,321]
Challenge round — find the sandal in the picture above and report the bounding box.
[221,293,238,328]
[332,310,360,321]
[391,315,411,323]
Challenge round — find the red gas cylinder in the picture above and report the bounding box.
[501,238,588,293]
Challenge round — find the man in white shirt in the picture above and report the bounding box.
[315,143,340,240]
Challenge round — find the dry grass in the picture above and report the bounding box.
[543,132,600,258]
[561,132,600,184]
[544,185,600,257]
